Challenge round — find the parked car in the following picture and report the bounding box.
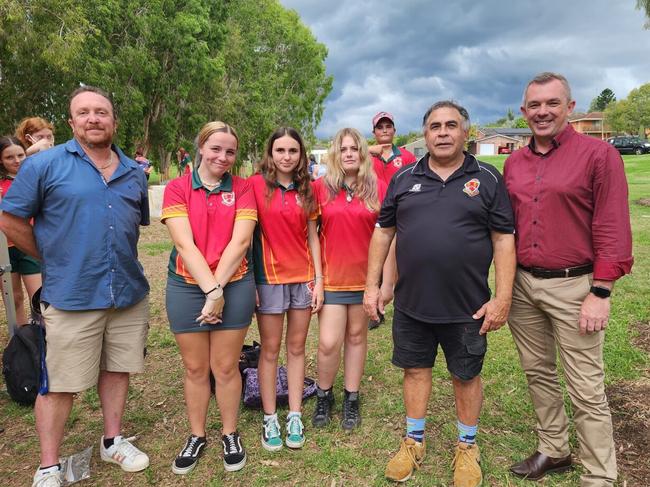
[607,136,650,155]
[497,146,512,154]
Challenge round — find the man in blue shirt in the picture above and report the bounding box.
[0,86,151,487]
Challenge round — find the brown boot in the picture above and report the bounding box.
[385,437,426,482]
[452,442,482,487]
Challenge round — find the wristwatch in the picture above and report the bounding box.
[589,286,611,298]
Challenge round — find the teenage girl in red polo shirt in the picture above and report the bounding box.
[249,127,324,452]
[0,136,42,325]
[162,121,257,474]
[311,128,393,431]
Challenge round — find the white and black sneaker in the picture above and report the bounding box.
[222,431,246,472]
[172,435,207,475]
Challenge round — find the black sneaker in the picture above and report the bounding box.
[222,431,246,472]
[341,390,361,431]
[172,435,207,474]
[312,387,334,427]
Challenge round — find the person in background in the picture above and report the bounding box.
[0,136,42,325]
[311,127,393,432]
[134,148,152,180]
[249,127,323,452]
[162,121,257,474]
[177,147,192,176]
[15,117,55,156]
[368,111,417,185]
[308,153,318,177]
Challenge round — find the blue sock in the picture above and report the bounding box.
[406,417,425,443]
[457,420,478,444]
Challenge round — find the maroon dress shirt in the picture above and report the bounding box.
[503,125,633,281]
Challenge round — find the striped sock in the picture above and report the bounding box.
[406,417,425,443]
[457,420,478,444]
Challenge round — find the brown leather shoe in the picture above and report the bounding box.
[509,451,572,481]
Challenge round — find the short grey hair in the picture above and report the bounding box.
[522,72,572,106]
[422,100,471,132]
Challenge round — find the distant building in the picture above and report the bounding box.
[468,127,532,156]
[401,138,427,159]
[568,112,612,140]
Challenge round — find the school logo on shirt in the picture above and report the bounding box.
[463,178,480,197]
[393,157,403,168]
[409,184,422,192]
[221,192,235,206]
[295,194,303,207]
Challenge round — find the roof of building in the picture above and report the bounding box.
[569,112,604,122]
[478,127,532,136]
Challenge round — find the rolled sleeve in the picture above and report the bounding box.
[592,147,633,280]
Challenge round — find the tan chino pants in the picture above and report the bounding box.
[508,270,617,487]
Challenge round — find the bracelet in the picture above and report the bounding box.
[204,284,222,297]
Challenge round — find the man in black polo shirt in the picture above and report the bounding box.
[364,101,516,486]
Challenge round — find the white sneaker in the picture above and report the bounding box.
[100,435,150,472]
[32,466,62,487]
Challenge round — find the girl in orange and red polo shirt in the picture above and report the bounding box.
[0,136,42,325]
[311,128,392,432]
[249,127,324,452]
[162,121,257,474]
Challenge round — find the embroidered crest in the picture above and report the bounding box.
[393,157,403,168]
[295,194,302,207]
[463,178,480,197]
[221,192,235,206]
[409,183,422,193]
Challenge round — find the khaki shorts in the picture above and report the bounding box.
[41,296,149,393]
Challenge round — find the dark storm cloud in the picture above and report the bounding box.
[280,0,650,137]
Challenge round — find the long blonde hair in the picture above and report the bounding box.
[323,128,380,212]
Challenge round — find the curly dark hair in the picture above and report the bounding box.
[257,127,315,214]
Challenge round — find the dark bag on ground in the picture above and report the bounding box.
[242,366,317,408]
[209,341,262,394]
[2,322,45,406]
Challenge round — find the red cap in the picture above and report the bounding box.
[372,111,394,128]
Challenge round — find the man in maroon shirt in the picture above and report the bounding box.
[503,72,633,487]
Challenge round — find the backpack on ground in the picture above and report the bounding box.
[2,322,45,406]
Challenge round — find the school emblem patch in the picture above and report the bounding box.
[221,192,235,206]
[393,157,403,168]
[463,178,480,197]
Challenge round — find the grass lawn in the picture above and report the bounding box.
[0,155,648,486]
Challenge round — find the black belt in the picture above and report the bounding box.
[517,263,593,279]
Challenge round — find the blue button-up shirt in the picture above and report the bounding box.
[0,138,150,310]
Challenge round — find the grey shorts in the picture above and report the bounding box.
[323,290,363,305]
[256,282,312,314]
[166,274,255,333]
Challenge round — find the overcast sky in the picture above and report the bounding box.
[279,0,650,138]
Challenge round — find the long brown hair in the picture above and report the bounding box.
[323,127,380,212]
[257,127,315,214]
[0,136,25,179]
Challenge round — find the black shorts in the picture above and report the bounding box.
[391,308,487,380]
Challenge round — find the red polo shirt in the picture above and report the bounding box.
[313,178,387,291]
[372,145,417,184]
[249,174,316,284]
[161,171,257,284]
[0,177,15,246]
[503,125,633,281]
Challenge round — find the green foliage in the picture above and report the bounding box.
[605,83,650,135]
[637,0,650,28]
[589,88,616,112]
[0,0,332,176]
[485,109,527,128]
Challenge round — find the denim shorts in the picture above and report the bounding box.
[166,273,255,333]
[391,308,487,380]
[256,282,312,313]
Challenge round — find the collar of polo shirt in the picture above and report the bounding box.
[192,169,233,193]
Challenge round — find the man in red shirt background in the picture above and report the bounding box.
[504,72,633,487]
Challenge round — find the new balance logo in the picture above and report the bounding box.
[409,184,422,192]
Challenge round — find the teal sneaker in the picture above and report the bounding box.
[261,416,283,452]
[286,413,305,449]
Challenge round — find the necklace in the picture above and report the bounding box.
[343,183,355,202]
[201,178,221,188]
[96,152,114,170]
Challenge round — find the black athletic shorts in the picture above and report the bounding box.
[391,308,487,380]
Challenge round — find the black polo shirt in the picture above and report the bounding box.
[378,152,514,323]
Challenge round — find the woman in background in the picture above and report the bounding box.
[15,117,55,156]
[0,136,42,324]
